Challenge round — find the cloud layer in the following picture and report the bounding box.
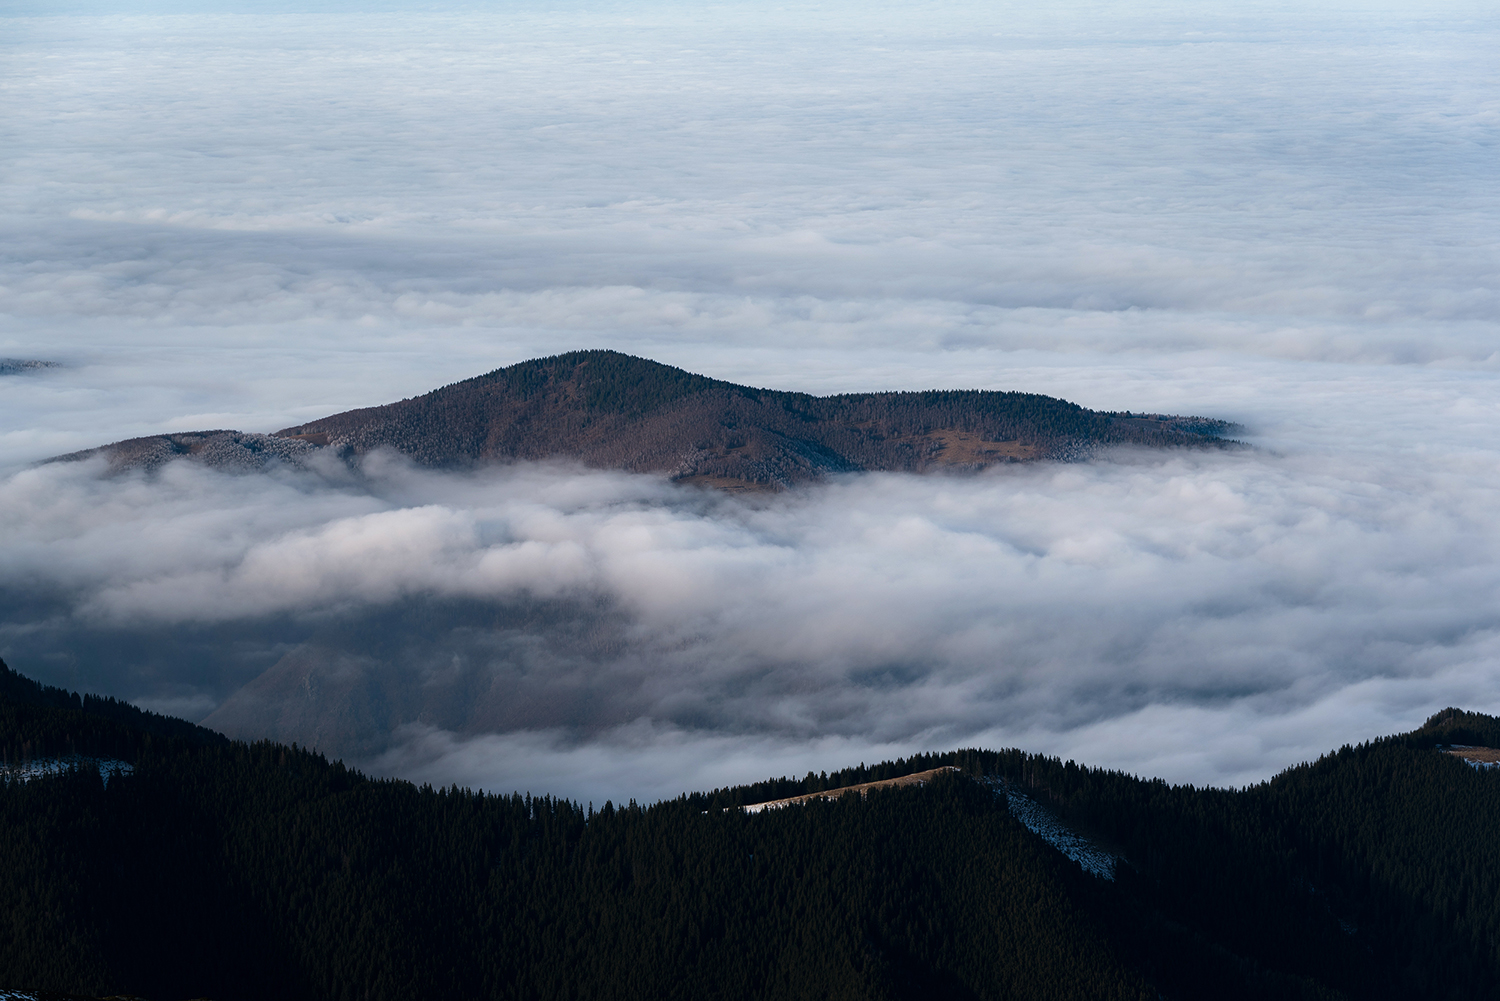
[2,0,1497,802]
[5,439,1500,803]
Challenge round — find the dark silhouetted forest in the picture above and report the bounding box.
[3,659,1493,1001]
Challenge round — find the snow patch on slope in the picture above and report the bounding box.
[996,783,1118,880]
[0,755,133,786]
[1439,745,1500,770]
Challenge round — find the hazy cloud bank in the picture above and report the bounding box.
[2,0,1497,802]
[4,440,1499,803]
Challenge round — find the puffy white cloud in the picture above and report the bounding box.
[4,436,1500,799]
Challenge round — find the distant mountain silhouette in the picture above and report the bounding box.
[57,351,1240,488]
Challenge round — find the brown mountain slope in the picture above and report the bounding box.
[58,350,1240,487]
[273,350,1238,487]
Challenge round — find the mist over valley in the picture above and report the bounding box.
[2,0,1496,805]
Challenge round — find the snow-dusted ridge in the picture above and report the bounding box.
[740,767,960,813]
[1,755,133,786]
[1439,745,1500,770]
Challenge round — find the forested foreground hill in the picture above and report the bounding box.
[57,351,1239,487]
[3,659,1497,1001]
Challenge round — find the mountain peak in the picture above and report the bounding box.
[462,349,738,416]
[59,352,1240,487]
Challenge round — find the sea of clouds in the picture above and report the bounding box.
[1,0,1496,803]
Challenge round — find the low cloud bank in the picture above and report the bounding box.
[4,441,1498,802]
[3,0,1497,802]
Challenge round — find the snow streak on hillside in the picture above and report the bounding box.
[998,783,1117,880]
[0,755,133,786]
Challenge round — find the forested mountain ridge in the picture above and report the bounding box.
[0,661,224,765]
[3,661,1493,1001]
[54,351,1239,487]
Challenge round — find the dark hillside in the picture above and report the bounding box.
[8,664,1493,1000]
[927,727,1500,1001]
[0,667,1155,1001]
[0,659,225,764]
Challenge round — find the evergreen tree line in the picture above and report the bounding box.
[0,664,224,764]
[1,660,1493,1000]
